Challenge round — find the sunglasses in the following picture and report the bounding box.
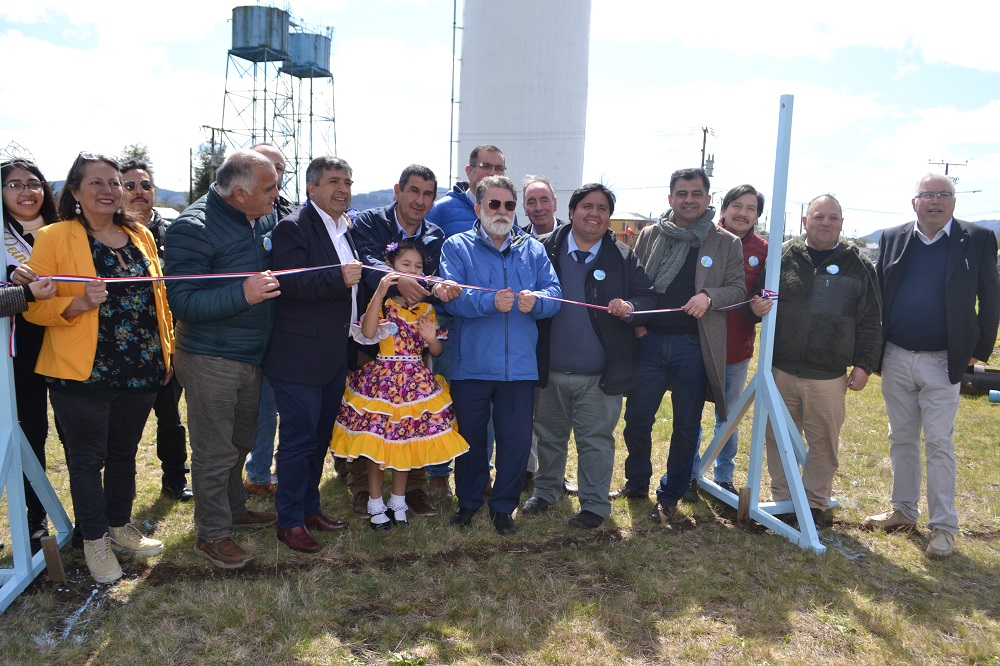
[486,199,517,212]
[124,180,153,192]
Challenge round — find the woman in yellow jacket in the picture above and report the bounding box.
[26,152,174,584]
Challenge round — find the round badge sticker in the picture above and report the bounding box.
[593,269,606,281]
[826,264,839,275]
[701,256,713,268]
[263,236,272,252]
[748,256,759,267]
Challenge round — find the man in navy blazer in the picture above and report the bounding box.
[865,173,1000,559]
[263,156,363,553]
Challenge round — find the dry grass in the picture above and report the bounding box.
[1,348,999,665]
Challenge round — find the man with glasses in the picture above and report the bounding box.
[439,175,561,535]
[864,174,999,558]
[427,144,508,238]
[425,144,512,496]
[121,159,192,503]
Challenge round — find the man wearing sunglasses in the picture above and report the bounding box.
[121,159,192,503]
[864,173,1000,558]
[426,145,515,496]
[439,175,561,535]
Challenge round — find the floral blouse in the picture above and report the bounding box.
[47,235,165,392]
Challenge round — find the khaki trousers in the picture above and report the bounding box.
[880,342,960,535]
[766,368,847,510]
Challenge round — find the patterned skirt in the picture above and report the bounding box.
[330,356,468,471]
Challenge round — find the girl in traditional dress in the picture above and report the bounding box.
[331,241,467,530]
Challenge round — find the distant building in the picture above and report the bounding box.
[609,212,654,248]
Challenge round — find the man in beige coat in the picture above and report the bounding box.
[614,167,745,523]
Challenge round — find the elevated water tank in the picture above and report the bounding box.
[457,0,590,202]
[231,6,290,62]
[284,30,333,79]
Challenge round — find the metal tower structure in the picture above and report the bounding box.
[282,23,337,203]
[220,6,296,187]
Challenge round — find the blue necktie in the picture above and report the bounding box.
[572,250,589,265]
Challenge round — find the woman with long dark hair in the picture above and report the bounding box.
[25,152,174,583]
[2,157,60,549]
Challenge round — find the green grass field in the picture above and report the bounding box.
[2,350,998,665]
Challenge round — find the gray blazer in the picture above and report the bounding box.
[634,224,746,417]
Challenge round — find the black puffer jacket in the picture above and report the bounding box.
[164,187,276,364]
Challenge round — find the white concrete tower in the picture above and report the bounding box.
[457,0,591,203]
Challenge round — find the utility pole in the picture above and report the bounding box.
[928,159,967,185]
[701,127,715,176]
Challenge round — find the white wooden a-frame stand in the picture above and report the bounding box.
[694,95,831,553]
[1,317,73,614]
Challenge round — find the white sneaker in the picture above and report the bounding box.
[84,534,123,584]
[109,522,164,556]
[926,529,955,559]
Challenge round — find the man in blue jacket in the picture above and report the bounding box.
[166,150,282,570]
[427,144,507,238]
[440,175,562,535]
[426,145,511,494]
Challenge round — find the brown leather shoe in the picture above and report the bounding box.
[233,510,278,529]
[405,489,438,516]
[277,526,322,553]
[304,512,349,531]
[428,476,452,498]
[243,478,277,499]
[194,537,255,569]
[352,491,369,515]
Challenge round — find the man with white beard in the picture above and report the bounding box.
[438,175,562,535]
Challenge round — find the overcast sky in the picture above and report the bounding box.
[2,0,998,235]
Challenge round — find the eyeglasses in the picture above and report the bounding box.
[916,191,955,200]
[4,181,44,193]
[473,162,507,174]
[486,199,517,212]
[124,180,154,192]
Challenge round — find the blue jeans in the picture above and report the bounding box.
[245,375,277,484]
[621,332,707,504]
[690,358,750,483]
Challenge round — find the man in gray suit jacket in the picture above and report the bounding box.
[617,168,745,524]
[865,173,1000,559]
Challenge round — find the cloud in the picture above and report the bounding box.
[591,0,1000,72]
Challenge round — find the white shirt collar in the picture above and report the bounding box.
[566,231,602,264]
[915,218,952,245]
[311,200,350,235]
